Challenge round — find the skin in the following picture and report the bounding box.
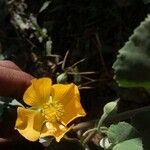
[0,60,34,99]
[0,61,42,148]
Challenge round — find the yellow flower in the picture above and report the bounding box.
[15,78,86,142]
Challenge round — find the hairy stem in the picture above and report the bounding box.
[105,105,150,124]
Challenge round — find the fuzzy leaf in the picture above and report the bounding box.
[103,100,118,115]
[112,15,150,88]
[107,122,138,145]
[113,138,143,150]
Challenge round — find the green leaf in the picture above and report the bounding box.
[103,99,119,116]
[113,138,143,150]
[9,99,24,107]
[107,122,138,144]
[0,96,13,103]
[112,15,150,88]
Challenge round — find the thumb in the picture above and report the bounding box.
[0,61,34,99]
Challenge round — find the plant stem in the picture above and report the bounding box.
[83,128,98,137]
[105,105,150,124]
[73,105,150,132]
[97,113,108,129]
[94,32,110,77]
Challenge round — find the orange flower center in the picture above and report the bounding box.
[41,96,64,123]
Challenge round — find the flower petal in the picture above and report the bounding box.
[15,107,44,141]
[52,84,86,125]
[40,122,72,142]
[23,78,52,106]
[52,83,76,104]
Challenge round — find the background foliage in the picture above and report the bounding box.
[0,0,150,150]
